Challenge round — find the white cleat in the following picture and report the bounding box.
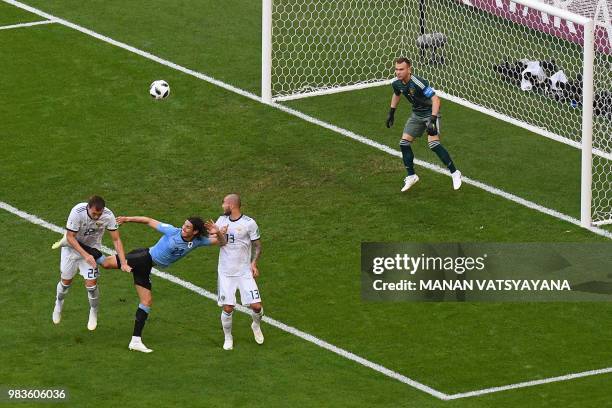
[128,338,153,353]
[52,300,63,324]
[87,308,98,331]
[452,170,462,190]
[251,322,264,345]
[51,233,68,250]
[401,174,420,192]
[223,335,234,351]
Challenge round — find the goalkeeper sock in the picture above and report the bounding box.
[221,310,233,336]
[133,303,150,337]
[400,139,415,176]
[429,141,457,173]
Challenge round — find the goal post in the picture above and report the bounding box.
[581,16,595,227]
[262,0,611,227]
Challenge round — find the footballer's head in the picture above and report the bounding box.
[182,217,205,240]
[394,57,412,82]
[222,193,241,216]
[87,195,105,220]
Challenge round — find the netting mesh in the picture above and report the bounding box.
[270,0,612,224]
[272,0,410,97]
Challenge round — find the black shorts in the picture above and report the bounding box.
[116,248,153,290]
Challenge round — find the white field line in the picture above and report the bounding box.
[0,19,54,30]
[2,199,611,400]
[3,0,611,241]
[446,367,612,399]
[0,199,447,400]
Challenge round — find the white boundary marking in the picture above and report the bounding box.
[1,199,611,400]
[1,0,611,398]
[0,19,54,30]
[3,0,611,240]
[446,367,612,399]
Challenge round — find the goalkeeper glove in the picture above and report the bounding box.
[386,108,396,128]
[426,115,438,136]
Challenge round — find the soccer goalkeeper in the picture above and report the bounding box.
[386,57,462,192]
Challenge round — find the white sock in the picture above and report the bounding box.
[131,336,141,343]
[221,310,233,337]
[251,308,263,325]
[56,281,71,302]
[87,285,99,309]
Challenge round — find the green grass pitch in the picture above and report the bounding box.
[0,1,610,407]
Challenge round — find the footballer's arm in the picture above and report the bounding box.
[108,229,132,272]
[386,93,401,128]
[251,239,262,278]
[204,220,227,246]
[390,92,401,109]
[116,216,160,230]
[65,230,97,268]
[431,94,441,117]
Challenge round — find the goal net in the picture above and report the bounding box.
[263,0,612,226]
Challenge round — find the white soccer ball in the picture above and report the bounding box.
[149,80,170,99]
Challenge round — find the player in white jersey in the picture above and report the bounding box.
[51,196,131,330]
[215,194,263,350]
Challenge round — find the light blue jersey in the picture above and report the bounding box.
[149,222,211,267]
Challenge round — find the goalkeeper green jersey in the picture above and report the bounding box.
[392,74,436,116]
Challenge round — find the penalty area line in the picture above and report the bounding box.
[0,19,55,30]
[446,367,612,400]
[3,0,612,240]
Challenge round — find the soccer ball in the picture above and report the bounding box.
[149,80,170,99]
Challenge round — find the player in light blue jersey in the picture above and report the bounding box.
[93,215,226,353]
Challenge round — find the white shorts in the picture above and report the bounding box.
[60,247,100,281]
[217,273,261,306]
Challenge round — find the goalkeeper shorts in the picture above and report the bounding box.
[403,113,440,137]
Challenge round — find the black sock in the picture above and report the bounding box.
[133,304,149,337]
[429,141,457,173]
[400,140,415,176]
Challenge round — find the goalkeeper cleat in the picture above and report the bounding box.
[129,338,153,353]
[51,233,68,250]
[87,308,98,331]
[223,335,234,351]
[251,322,264,345]
[452,170,463,190]
[401,175,420,192]
[52,300,63,324]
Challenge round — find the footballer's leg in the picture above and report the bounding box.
[239,277,264,345]
[121,249,154,353]
[51,232,68,250]
[77,260,100,330]
[53,278,72,324]
[85,279,99,331]
[218,274,238,350]
[129,285,153,353]
[400,116,421,192]
[54,248,77,324]
[427,133,461,190]
[221,305,235,350]
[249,303,264,345]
